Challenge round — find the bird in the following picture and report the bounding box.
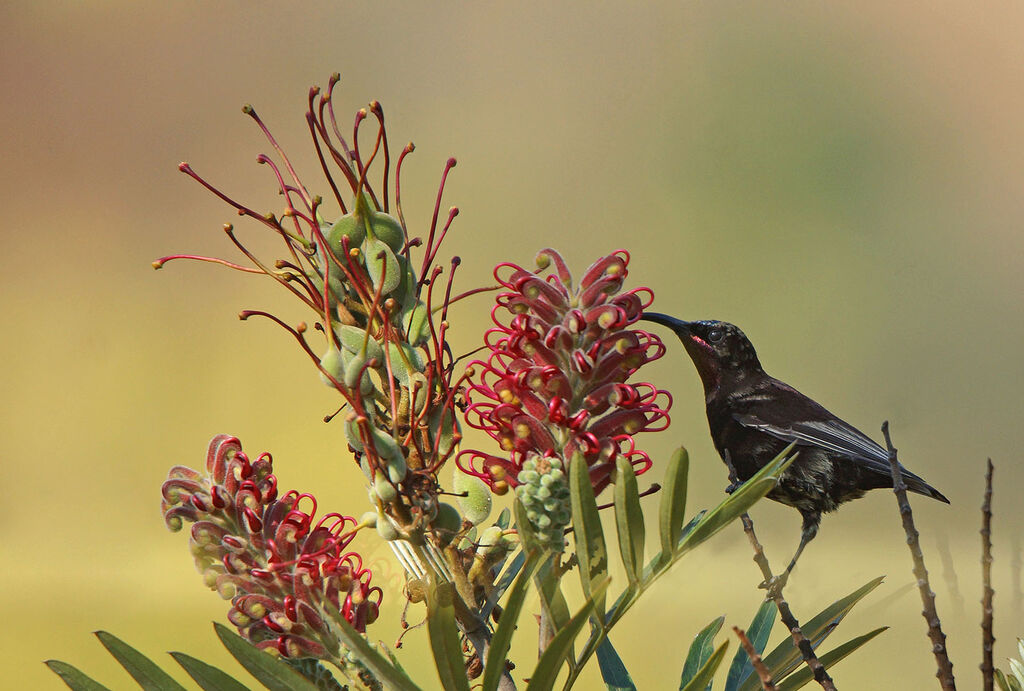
[641,313,949,586]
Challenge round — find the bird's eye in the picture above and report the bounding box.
[707,328,725,344]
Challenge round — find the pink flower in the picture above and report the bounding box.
[162,435,381,659]
[458,249,671,499]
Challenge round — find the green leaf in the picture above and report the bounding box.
[169,652,249,691]
[526,579,611,691]
[775,627,887,690]
[998,669,1024,691]
[536,552,572,633]
[680,640,730,691]
[426,582,471,691]
[658,447,690,563]
[321,607,422,691]
[596,636,637,691]
[213,623,319,691]
[481,549,526,622]
[44,660,113,691]
[679,616,725,688]
[677,446,795,559]
[744,576,884,691]
[613,455,645,583]
[482,550,544,691]
[94,631,186,691]
[570,450,609,619]
[725,600,777,691]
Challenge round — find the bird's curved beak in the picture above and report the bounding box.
[640,312,692,338]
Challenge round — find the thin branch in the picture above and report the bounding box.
[733,626,777,691]
[981,459,995,691]
[723,452,836,691]
[881,421,956,690]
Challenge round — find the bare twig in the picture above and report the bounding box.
[881,421,956,690]
[981,459,995,691]
[724,451,836,691]
[733,626,777,690]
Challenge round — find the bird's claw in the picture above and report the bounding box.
[724,481,740,495]
[758,573,789,597]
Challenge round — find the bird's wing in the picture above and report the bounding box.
[733,413,890,466]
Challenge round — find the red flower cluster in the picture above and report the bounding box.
[161,435,381,659]
[459,249,671,496]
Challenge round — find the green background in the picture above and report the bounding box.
[2,2,1022,688]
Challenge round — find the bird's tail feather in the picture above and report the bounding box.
[903,470,950,504]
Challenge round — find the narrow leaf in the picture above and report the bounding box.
[596,636,637,691]
[169,652,248,691]
[526,579,611,691]
[94,631,186,691]
[725,600,777,691]
[536,552,572,632]
[482,550,544,691]
[44,660,113,691]
[481,549,527,622]
[658,447,690,562]
[677,447,795,559]
[570,449,609,618]
[680,640,730,691]
[744,576,884,691]
[775,627,887,690]
[320,608,421,691]
[426,582,471,691]
[213,624,318,691]
[613,455,645,583]
[679,616,725,688]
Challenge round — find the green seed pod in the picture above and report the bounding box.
[364,237,402,295]
[373,473,398,503]
[328,213,366,250]
[345,418,364,452]
[359,511,378,528]
[318,345,345,387]
[344,351,367,388]
[366,211,406,252]
[454,469,492,526]
[335,324,383,361]
[376,513,399,541]
[402,299,432,346]
[386,452,408,484]
[432,502,462,546]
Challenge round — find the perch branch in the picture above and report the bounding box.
[733,626,776,690]
[881,421,956,690]
[724,451,836,691]
[981,459,995,691]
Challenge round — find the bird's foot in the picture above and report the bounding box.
[758,573,789,598]
[724,481,740,495]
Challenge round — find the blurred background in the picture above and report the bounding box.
[2,1,1022,688]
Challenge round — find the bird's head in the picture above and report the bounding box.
[641,313,762,394]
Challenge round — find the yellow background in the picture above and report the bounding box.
[2,2,1022,688]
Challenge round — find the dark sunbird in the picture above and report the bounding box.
[642,313,949,586]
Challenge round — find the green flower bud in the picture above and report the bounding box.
[454,470,492,526]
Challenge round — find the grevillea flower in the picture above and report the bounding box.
[458,249,670,543]
[154,75,473,551]
[161,435,381,660]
